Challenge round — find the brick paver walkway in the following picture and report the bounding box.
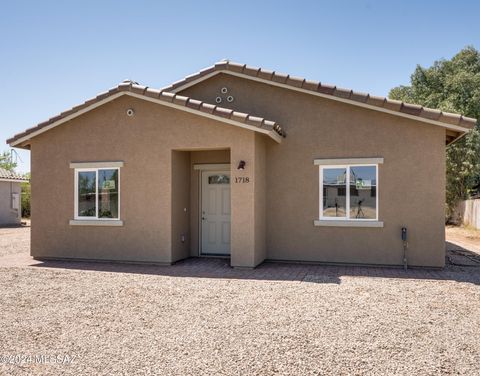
[1,225,479,285]
[1,250,479,285]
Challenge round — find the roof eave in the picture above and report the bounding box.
[0,178,29,183]
[7,91,283,148]
[170,65,475,135]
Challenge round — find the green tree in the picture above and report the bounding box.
[0,150,17,171]
[389,46,480,222]
[21,173,31,218]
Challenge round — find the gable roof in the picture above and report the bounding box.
[7,80,285,148]
[7,60,477,148]
[166,60,477,143]
[0,167,28,182]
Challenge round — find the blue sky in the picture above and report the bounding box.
[1,0,479,173]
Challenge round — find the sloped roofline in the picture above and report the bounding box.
[7,81,284,148]
[0,167,28,182]
[167,60,477,138]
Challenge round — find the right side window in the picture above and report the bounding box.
[321,164,378,221]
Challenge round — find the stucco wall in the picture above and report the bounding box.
[180,73,446,267]
[171,151,191,262]
[0,181,21,226]
[30,95,268,265]
[28,72,447,267]
[253,134,267,266]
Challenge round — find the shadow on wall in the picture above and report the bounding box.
[29,256,480,286]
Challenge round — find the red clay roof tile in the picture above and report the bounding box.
[170,60,477,135]
[302,80,320,91]
[6,80,285,145]
[7,60,474,147]
[317,83,335,95]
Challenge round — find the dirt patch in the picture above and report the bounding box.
[447,225,480,241]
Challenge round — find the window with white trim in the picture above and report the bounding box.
[320,164,378,221]
[75,167,120,220]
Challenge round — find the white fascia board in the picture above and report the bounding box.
[172,70,471,134]
[9,91,282,146]
[9,92,125,147]
[170,71,220,92]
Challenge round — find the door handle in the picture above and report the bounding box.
[202,217,206,220]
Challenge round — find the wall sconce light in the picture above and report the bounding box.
[237,160,246,170]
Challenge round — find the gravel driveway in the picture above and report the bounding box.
[0,226,29,258]
[0,227,479,375]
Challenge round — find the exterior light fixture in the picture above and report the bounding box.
[237,160,246,170]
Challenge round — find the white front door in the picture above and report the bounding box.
[201,170,231,255]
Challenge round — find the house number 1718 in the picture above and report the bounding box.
[235,177,250,183]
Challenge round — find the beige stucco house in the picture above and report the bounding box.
[0,168,27,226]
[7,61,477,268]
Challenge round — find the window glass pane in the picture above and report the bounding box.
[322,168,347,217]
[98,169,119,218]
[208,174,230,184]
[349,166,376,219]
[78,171,96,217]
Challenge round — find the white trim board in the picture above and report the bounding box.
[193,163,230,170]
[314,157,384,165]
[318,163,380,223]
[314,220,384,228]
[73,166,121,221]
[172,70,471,133]
[69,220,124,226]
[70,161,124,169]
[9,91,282,147]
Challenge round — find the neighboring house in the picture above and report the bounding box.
[6,61,477,267]
[0,168,27,226]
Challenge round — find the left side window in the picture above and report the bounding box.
[75,168,120,220]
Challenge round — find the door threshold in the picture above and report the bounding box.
[200,253,231,258]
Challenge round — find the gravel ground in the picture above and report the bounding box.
[0,226,29,258]
[0,228,479,375]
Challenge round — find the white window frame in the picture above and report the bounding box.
[74,167,121,221]
[318,163,379,223]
